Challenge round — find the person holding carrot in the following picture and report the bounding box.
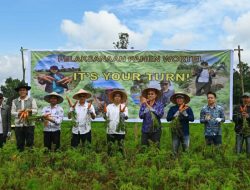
[139,87,164,148]
[103,90,128,156]
[68,89,96,148]
[42,92,64,151]
[167,93,194,154]
[11,82,38,151]
[233,92,250,156]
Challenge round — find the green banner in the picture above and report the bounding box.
[30,50,233,120]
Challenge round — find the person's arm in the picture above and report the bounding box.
[151,102,164,119]
[200,107,207,124]
[180,107,194,122]
[31,99,38,115]
[167,107,175,121]
[89,104,96,120]
[139,104,148,119]
[6,105,11,134]
[11,101,19,118]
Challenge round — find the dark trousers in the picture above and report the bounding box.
[235,134,250,155]
[205,135,222,146]
[196,82,211,96]
[141,129,162,148]
[0,134,6,148]
[44,130,60,151]
[107,134,125,156]
[71,131,92,147]
[15,126,34,151]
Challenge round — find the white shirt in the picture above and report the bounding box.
[42,104,64,132]
[0,105,2,134]
[198,69,209,83]
[71,102,96,134]
[106,103,128,135]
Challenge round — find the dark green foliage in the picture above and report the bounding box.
[0,77,22,106]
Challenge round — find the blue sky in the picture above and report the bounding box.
[0,0,250,84]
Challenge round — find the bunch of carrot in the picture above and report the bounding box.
[19,110,30,122]
[179,104,189,112]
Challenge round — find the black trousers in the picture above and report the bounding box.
[71,131,92,147]
[15,126,34,151]
[0,134,6,148]
[107,134,125,156]
[44,130,61,151]
[141,128,162,148]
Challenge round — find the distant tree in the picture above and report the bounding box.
[113,33,130,49]
[233,62,250,105]
[0,77,22,106]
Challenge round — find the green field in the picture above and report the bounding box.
[0,122,249,190]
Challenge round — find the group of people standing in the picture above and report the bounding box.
[0,82,250,157]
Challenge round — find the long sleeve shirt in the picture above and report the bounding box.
[106,103,128,135]
[70,102,96,134]
[11,96,38,127]
[42,105,64,132]
[233,105,250,135]
[200,105,225,136]
[139,101,164,133]
[166,105,194,136]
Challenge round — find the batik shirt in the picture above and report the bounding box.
[200,105,225,136]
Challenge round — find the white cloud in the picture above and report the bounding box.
[220,11,250,64]
[61,11,151,49]
[0,54,23,85]
[163,33,202,49]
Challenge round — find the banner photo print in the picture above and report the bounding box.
[30,50,233,120]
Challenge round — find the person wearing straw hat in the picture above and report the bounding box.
[42,92,64,151]
[11,82,38,151]
[233,92,250,156]
[103,90,128,156]
[139,87,164,148]
[0,92,11,148]
[68,89,96,148]
[200,91,225,146]
[167,92,194,154]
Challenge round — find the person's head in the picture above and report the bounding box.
[109,90,127,105]
[44,92,64,106]
[73,89,92,104]
[15,83,31,98]
[160,80,170,91]
[0,93,3,105]
[142,87,161,102]
[147,89,158,102]
[241,92,250,105]
[207,91,216,106]
[50,65,59,74]
[201,61,209,68]
[18,88,28,98]
[78,94,88,103]
[113,93,122,104]
[170,93,190,105]
[49,95,59,106]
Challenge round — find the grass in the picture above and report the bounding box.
[0,122,249,190]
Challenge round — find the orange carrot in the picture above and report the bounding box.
[240,105,246,112]
[103,103,107,113]
[66,96,73,107]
